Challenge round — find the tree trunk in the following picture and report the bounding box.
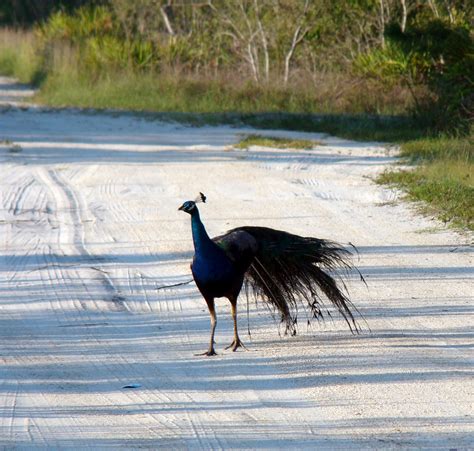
[379,0,386,48]
[160,4,175,36]
[254,0,269,82]
[427,0,440,17]
[283,0,309,85]
[247,41,259,82]
[400,0,407,33]
[284,25,302,85]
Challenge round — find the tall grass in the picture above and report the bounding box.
[399,137,473,163]
[0,28,40,82]
[36,64,416,117]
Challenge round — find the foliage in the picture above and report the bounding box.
[356,3,474,133]
[389,20,473,131]
[353,42,411,84]
[24,1,392,82]
[39,5,115,41]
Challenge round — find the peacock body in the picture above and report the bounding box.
[179,193,362,356]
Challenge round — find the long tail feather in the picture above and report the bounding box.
[237,226,362,335]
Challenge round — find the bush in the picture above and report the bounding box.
[386,18,474,133]
[354,8,473,135]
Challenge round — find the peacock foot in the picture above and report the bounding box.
[225,337,247,352]
[195,348,217,357]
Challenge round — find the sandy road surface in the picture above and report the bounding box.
[0,78,473,448]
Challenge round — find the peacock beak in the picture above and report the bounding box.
[178,205,185,211]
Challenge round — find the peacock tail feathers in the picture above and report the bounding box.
[235,226,362,335]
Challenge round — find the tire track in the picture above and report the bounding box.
[9,179,35,216]
[22,164,190,442]
[35,167,128,312]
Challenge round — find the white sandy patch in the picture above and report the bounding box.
[0,79,473,448]
[0,76,36,107]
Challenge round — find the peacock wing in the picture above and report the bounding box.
[212,228,258,274]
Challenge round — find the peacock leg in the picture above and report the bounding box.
[196,298,217,356]
[225,298,246,351]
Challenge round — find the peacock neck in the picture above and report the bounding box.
[190,208,213,254]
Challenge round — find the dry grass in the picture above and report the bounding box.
[235,135,321,150]
[0,28,40,82]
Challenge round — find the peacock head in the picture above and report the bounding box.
[178,192,206,215]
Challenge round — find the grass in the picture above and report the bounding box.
[0,28,41,83]
[36,70,415,115]
[397,137,473,162]
[378,137,473,230]
[235,135,321,150]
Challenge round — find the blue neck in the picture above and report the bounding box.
[190,207,214,254]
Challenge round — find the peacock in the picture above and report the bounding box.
[179,193,362,356]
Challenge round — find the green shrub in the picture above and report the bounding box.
[39,6,115,42]
[353,42,410,85]
[386,19,474,133]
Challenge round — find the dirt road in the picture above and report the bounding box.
[1,78,473,448]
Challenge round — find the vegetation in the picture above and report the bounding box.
[235,135,320,150]
[0,28,40,82]
[378,137,473,230]
[0,0,472,229]
[0,1,88,25]
[34,70,414,118]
